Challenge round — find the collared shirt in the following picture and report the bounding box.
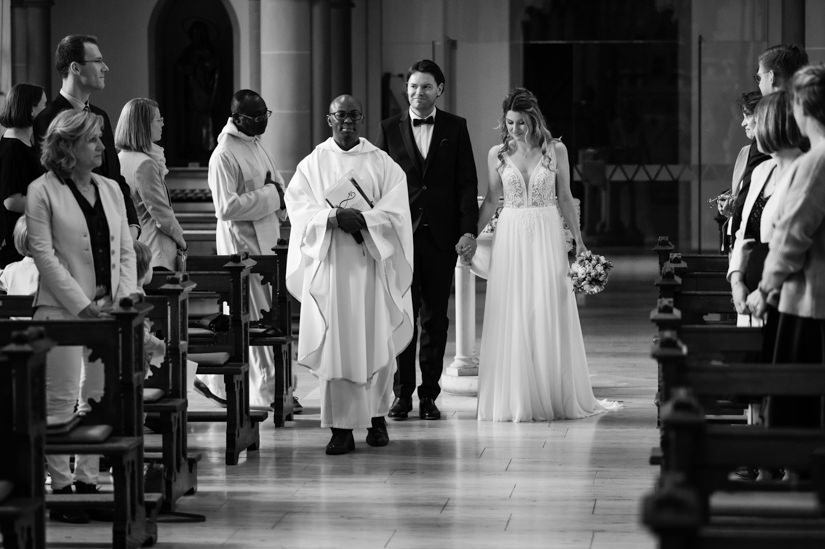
[409,107,437,159]
[59,89,90,111]
[63,176,111,295]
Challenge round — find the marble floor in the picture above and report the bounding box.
[46,252,660,549]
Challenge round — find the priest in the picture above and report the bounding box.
[285,94,413,455]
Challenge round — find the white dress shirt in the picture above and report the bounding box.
[410,107,437,159]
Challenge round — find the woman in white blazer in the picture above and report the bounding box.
[728,91,804,328]
[27,109,136,523]
[116,98,186,270]
[748,64,825,430]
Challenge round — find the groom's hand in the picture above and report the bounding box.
[455,233,477,262]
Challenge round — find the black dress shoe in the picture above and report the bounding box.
[50,485,90,524]
[75,481,114,521]
[194,378,227,407]
[292,396,304,414]
[388,396,413,420]
[366,417,389,447]
[325,428,355,455]
[419,397,441,420]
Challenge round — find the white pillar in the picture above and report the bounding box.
[441,259,478,396]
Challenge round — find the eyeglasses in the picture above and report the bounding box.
[237,110,272,123]
[753,70,770,85]
[328,110,364,122]
[78,57,107,66]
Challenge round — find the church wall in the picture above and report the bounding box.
[48,0,252,135]
[688,0,768,251]
[380,0,513,196]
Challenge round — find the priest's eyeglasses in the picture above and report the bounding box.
[238,110,272,123]
[328,110,364,122]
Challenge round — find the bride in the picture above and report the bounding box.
[475,87,619,422]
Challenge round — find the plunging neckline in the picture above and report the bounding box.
[505,153,542,197]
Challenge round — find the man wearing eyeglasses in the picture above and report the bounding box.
[377,59,479,422]
[285,94,413,455]
[34,34,140,240]
[755,44,808,96]
[204,89,287,410]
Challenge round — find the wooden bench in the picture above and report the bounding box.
[0,298,160,549]
[643,388,825,549]
[168,255,266,465]
[143,275,202,516]
[189,248,295,426]
[0,328,51,549]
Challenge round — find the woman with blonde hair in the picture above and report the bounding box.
[475,88,618,422]
[116,98,186,270]
[27,109,136,522]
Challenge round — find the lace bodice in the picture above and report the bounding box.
[499,154,557,208]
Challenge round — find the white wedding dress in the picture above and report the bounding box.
[477,151,618,422]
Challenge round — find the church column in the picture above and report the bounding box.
[310,0,331,145]
[329,0,352,95]
[11,0,52,90]
[441,260,478,396]
[781,0,804,45]
[260,0,312,182]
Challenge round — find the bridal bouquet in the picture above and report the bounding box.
[569,251,614,295]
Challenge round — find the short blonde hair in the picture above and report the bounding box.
[115,98,158,153]
[40,110,103,178]
[13,215,29,257]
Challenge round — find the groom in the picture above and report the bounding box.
[377,59,479,420]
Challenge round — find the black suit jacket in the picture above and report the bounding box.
[33,94,139,229]
[377,109,478,250]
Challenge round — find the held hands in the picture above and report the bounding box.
[455,234,477,263]
[745,288,768,320]
[731,281,749,315]
[265,170,286,210]
[336,207,367,244]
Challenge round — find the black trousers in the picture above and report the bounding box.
[766,311,825,428]
[394,228,457,400]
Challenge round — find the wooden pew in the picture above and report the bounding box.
[171,255,266,465]
[188,250,295,427]
[143,274,201,516]
[643,389,825,549]
[0,329,51,549]
[0,298,160,549]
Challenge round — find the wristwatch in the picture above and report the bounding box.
[462,233,476,240]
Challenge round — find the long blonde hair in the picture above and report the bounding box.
[496,88,558,169]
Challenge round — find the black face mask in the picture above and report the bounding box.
[234,115,268,137]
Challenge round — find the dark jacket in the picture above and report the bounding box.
[377,109,478,249]
[34,94,139,230]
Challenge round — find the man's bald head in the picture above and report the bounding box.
[329,94,362,113]
[327,94,364,150]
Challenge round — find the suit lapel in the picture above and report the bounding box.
[399,114,423,175]
[422,115,446,177]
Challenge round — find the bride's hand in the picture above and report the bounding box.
[575,241,588,257]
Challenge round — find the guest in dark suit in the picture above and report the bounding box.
[33,34,139,239]
[377,59,479,421]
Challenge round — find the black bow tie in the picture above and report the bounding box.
[413,116,434,127]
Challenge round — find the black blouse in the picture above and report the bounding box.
[63,177,112,296]
[0,137,45,266]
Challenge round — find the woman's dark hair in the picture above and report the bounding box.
[754,90,804,154]
[737,90,762,117]
[0,83,45,128]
